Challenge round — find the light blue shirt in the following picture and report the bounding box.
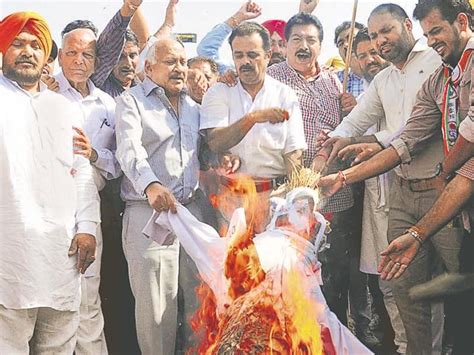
[115,77,201,202]
[197,22,234,74]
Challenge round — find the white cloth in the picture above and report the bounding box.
[146,199,371,354]
[0,74,100,311]
[200,75,307,178]
[56,72,121,189]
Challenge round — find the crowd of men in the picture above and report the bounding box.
[0,0,473,354]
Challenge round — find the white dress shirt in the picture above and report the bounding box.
[56,72,121,190]
[329,41,441,148]
[200,75,307,178]
[0,75,100,311]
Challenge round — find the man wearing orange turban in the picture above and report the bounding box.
[0,10,100,355]
[0,11,52,59]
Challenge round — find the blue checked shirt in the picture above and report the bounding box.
[336,70,365,97]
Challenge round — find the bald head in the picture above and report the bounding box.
[59,28,97,85]
[145,38,187,98]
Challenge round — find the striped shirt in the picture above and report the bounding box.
[267,61,353,213]
[91,10,131,92]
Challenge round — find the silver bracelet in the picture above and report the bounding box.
[407,229,423,244]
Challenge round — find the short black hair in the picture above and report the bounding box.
[285,12,324,42]
[49,40,58,60]
[334,21,365,45]
[413,0,473,30]
[369,3,410,23]
[125,29,139,47]
[228,22,271,52]
[188,56,219,74]
[61,20,98,37]
[352,27,371,54]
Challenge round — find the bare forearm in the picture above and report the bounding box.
[130,8,150,51]
[206,114,255,153]
[443,135,474,176]
[355,134,378,144]
[417,174,473,238]
[345,146,400,184]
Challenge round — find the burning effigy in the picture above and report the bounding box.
[144,170,372,354]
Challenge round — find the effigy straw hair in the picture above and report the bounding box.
[286,167,321,192]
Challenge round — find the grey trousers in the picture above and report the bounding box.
[0,305,79,354]
[387,178,464,355]
[122,190,216,355]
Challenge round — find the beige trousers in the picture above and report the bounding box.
[0,305,79,354]
[75,225,108,355]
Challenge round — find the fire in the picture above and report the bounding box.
[190,173,327,353]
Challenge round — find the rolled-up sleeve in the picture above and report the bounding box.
[390,76,441,163]
[115,93,159,196]
[459,116,474,143]
[456,157,474,180]
[196,23,234,74]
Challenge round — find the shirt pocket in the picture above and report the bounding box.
[92,123,116,151]
[256,122,287,151]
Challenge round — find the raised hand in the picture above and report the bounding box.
[229,1,262,27]
[378,233,421,280]
[164,0,179,28]
[299,0,319,13]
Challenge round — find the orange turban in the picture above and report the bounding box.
[0,12,52,58]
[262,19,287,41]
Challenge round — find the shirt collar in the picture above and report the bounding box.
[56,71,99,100]
[284,60,321,82]
[142,76,187,99]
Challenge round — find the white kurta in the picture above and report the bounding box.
[0,75,100,311]
[145,201,372,354]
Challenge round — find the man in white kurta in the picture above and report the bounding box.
[0,12,100,354]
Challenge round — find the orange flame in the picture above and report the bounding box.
[190,173,326,353]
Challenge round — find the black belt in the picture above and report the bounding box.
[219,175,286,193]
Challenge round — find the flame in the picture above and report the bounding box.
[190,172,327,353]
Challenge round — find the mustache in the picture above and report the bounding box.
[15,57,36,66]
[295,49,311,56]
[366,62,382,69]
[239,64,254,71]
